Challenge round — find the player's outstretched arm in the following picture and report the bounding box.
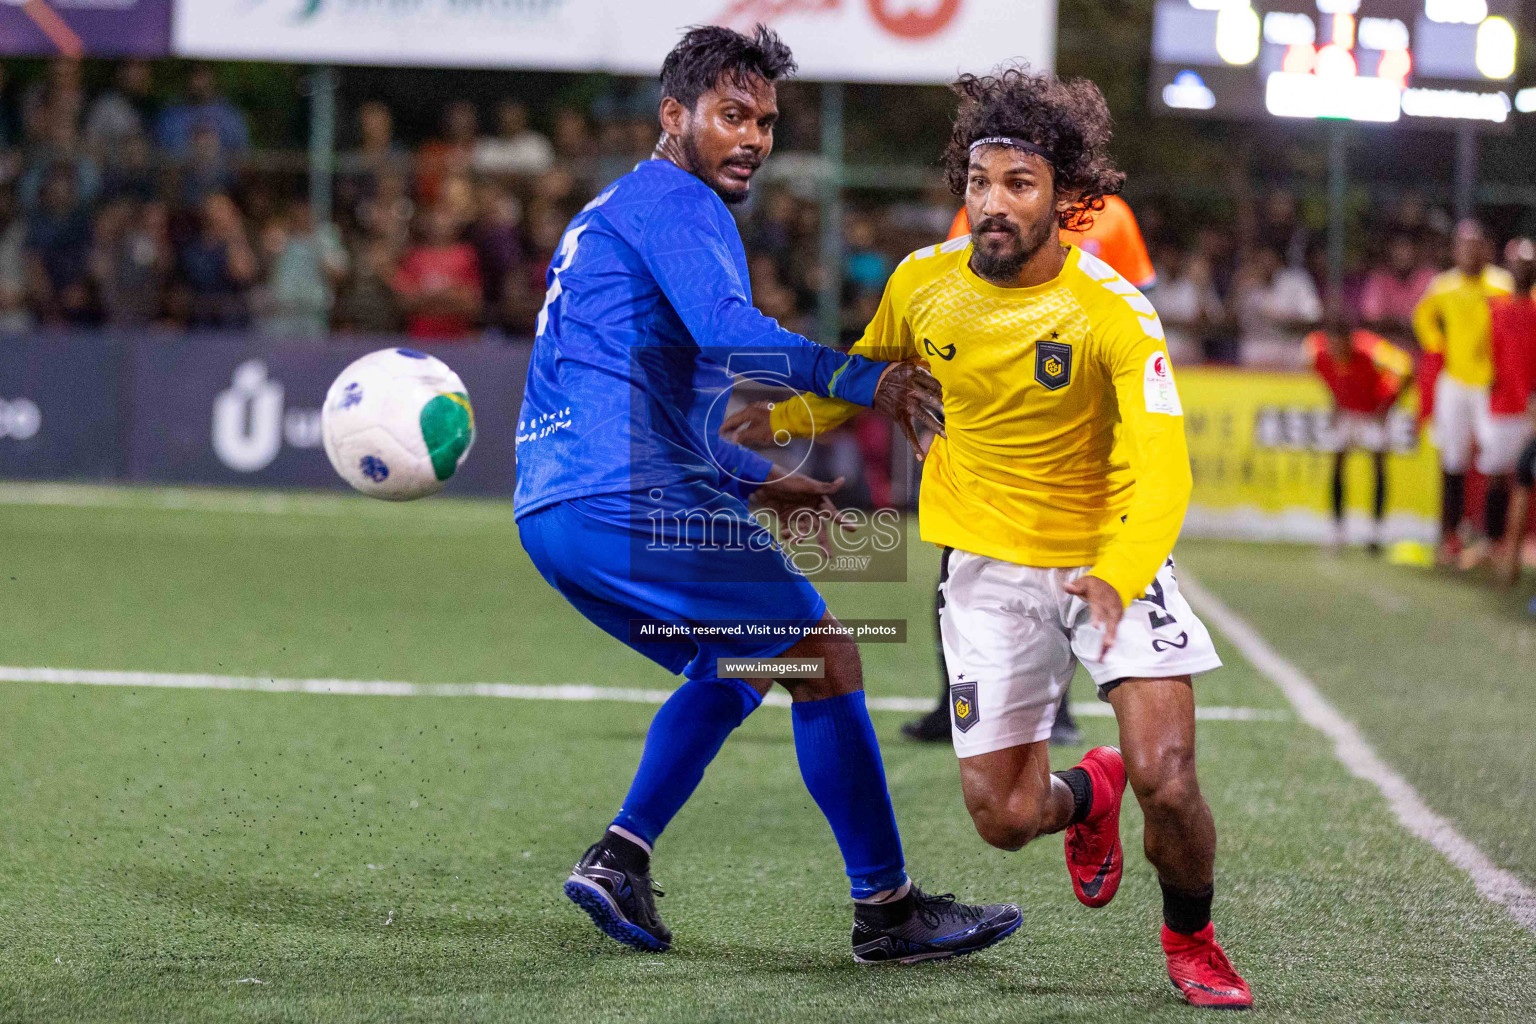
[723,272,943,456]
[641,186,886,405]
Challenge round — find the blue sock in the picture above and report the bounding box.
[610,677,762,847]
[791,690,908,899]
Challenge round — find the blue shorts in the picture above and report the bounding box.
[517,490,827,681]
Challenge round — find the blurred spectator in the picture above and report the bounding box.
[21,58,83,148]
[256,199,347,341]
[844,213,892,294]
[335,235,401,335]
[356,170,415,250]
[101,132,159,205]
[85,61,157,156]
[392,205,482,340]
[355,101,406,172]
[1234,247,1321,366]
[416,100,477,207]
[176,193,256,329]
[1156,247,1228,365]
[474,100,555,177]
[25,164,96,325]
[156,64,250,158]
[94,198,171,328]
[551,107,593,161]
[469,181,524,335]
[1358,234,1435,347]
[1256,188,1311,269]
[19,119,102,213]
[178,125,236,207]
[0,190,34,334]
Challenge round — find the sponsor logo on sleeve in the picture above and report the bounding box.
[1143,351,1183,416]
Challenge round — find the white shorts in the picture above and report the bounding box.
[937,549,1223,758]
[1324,411,1388,453]
[1480,414,1535,475]
[1431,376,1519,475]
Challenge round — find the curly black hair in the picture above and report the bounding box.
[943,65,1125,232]
[660,25,797,111]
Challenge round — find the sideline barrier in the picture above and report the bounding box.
[0,337,1443,534]
[1179,367,1438,543]
[0,334,528,497]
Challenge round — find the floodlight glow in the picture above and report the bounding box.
[1358,16,1409,51]
[1516,86,1536,112]
[1377,47,1412,83]
[1264,11,1317,45]
[1475,17,1517,79]
[1265,70,1403,119]
[1401,86,1510,120]
[1283,43,1319,73]
[1216,4,1261,64]
[1316,0,1360,13]
[1332,13,1355,47]
[1424,0,1488,25]
[1164,70,1219,109]
[1317,42,1359,77]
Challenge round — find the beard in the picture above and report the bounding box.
[969,214,1055,282]
[681,128,752,205]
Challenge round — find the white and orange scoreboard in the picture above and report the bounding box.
[1151,0,1525,125]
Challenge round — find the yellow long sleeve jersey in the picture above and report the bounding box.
[1412,266,1514,388]
[771,239,1192,607]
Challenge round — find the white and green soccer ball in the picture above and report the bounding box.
[322,348,475,501]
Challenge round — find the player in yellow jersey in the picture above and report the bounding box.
[1413,220,1515,565]
[723,67,1251,1009]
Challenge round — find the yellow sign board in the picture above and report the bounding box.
[1178,368,1438,542]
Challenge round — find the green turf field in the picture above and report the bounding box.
[1,484,1532,1023]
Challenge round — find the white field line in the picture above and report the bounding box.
[1182,574,1536,935]
[0,665,1286,721]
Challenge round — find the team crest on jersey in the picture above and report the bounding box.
[950,681,979,732]
[1035,340,1073,390]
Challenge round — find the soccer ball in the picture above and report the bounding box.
[322,348,475,501]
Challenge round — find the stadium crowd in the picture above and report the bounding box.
[0,58,1479,360]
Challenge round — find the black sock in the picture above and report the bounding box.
[1373,453,1388,523]
[1442,472,1466,541]
[602,829,650,872]
[1161,881,1214,935]
[1486,479,1512,542]
[1054,766,1093,826]
[1331,453,1346,524]
[853,886,915,927]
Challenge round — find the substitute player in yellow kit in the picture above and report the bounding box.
[723,67,1251,1009]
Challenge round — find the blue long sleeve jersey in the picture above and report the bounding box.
[512,159,887,519]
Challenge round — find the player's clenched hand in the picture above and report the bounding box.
[872,361,945,460]
[719,401,776,446]
[750,471,854,553]
[1064,574,1125,659]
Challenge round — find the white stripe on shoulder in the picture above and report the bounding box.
[939,234,970,254]
[1076,249,1164,340]
[899,242,947,266]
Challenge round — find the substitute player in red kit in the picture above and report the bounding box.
[1490,239,1536,585]
[1305,313,1412,553]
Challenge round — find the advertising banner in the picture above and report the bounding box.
[1178,367,1439,543]
[0,334,124,480]
[127,339,529,496]
[172,0,1055,82]
[0,0,172,58]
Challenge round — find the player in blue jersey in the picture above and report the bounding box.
[513,25,1021,963]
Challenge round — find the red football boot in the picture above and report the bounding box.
[1162,923,1253,1009]
[1063,745,1126,908]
